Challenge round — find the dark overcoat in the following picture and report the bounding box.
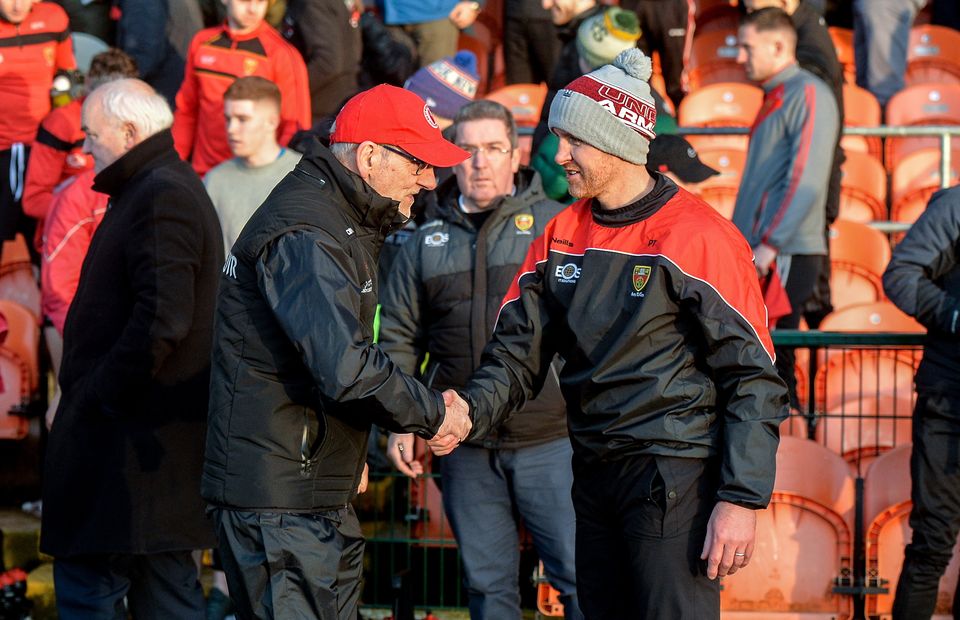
[40,129,222,557]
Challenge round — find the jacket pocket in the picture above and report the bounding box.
[299,407,326,478]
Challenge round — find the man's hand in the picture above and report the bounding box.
[700,501,757,579]
[427,390,471,456]
[449,1,480,29]
[357,462,369,494]
[753,243,778,278]
[387,433,424,478]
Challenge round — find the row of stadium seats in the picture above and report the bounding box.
[537,439,957,618]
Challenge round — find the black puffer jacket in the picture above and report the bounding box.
[202,143,445,511]
[379,169,567,449]
[883,187,959,395]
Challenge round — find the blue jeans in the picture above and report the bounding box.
[440,437,583,620]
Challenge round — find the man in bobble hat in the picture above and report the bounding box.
[203,84,473,619]
[440,48,788,618]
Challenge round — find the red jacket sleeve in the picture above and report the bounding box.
[22,109,79,221]
[56,27,76,71]
[172,35,201,161]
[275,42,312,144]
[41,172,107,334]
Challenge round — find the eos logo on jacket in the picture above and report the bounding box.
[555,263,582,284]
[424,232,449,247]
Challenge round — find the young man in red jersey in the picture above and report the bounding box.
[0,0,75,246]
[173,0,310,175]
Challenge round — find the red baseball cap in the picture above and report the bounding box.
[331,84,469,168]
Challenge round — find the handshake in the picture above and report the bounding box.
[387,389,471,477]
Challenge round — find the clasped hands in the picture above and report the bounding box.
[387,389,471,477]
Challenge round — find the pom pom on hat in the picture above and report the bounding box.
[613,47,652,82]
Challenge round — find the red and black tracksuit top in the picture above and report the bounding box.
[172,21,311,176]
[0,3,75,151]
[462,174,789,509]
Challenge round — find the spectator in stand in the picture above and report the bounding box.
[380,101,582,620]
[41,78,221,619]
[114,0,200,106]
[853,0,925,107]
[382,0,482,67]
[0,0,76,247]
[504,0,560,85]
[205,76,300,254]
[742,0,844,328]
[173,0,310,176]
[732,8,839,411]
[280,0,362,122]
[23,48,137,252]
[882,186,960,620]
[532,0,621,152]
[619,0,696,111]
[39,168,104,429]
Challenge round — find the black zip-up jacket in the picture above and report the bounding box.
[883,187,958,395]
[461,174,789,509]
[202,143,446,511]
[379,169,567,449]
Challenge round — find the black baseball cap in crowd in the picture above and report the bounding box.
[646,134,719,184]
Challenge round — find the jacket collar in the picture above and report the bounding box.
[221,20,268,42]
[92,130,178,197]
[762,62,800,93]
[299,140,404,236]
[434,167,544,229]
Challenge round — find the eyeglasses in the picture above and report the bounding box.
[458,144,513,159]
[380,144,431,175]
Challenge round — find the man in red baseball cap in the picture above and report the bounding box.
[202,84,472,618]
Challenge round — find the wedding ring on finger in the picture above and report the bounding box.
[398,443,404,453]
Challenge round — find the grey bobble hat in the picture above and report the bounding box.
[548,48,657,165]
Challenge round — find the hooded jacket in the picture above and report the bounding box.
[461,174,788,509]
[202,142,446,511]
[379,169,567,449]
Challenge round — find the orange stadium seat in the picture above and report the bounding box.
[535,561,564,617]
[819,302,924,334]
[0,234,40,320]
[906,24,960,87]
[891,148,960,224]
[885,83,960,173]
[828,220,892,311]
[0,300,39,440]
[687,30,748,90]
[721,437,855,619]
[687,147,745,219]
[404,438,457,547]
[864,445,960,618]
[458,19,505,97]
[485,83,547,165]
[842,83,883,160]
[839,151,887,222]
[829,27,856,85]
[678,82,762,151]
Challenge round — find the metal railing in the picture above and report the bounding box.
[678,124,960,192]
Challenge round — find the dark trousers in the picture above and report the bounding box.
[213,506,365,620]
[504,16,560,85]
[0,144,36,260]
[892,392,960,620]
[621,0,694,110]
[572,454,720,619]
[775,254,823,410]
[54,551,204,620]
